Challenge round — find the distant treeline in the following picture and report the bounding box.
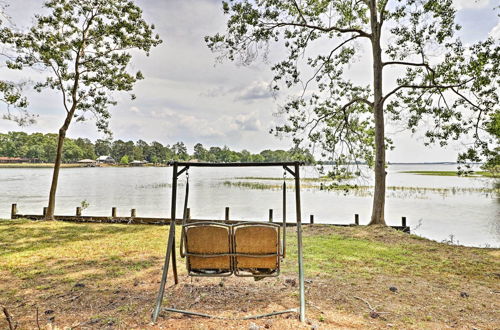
[0,131,315,164]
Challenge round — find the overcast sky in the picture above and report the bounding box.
[0,0,498,162]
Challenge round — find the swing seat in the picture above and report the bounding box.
[184,223,232,276]
[233,223,280,277]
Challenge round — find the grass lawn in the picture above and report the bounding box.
[0,220,498,329]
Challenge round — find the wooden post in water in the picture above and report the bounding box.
[269,209,273,222]
[11,204,17,219]
[310,214,314,224]
[355,214,359,225]
[402,216,406,227]
[76,207,82,217]
[131,209,136,218]
[43,207,48,217]
[225,207,230,221]
[112,207,117,218]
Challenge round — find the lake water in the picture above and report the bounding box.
[1,164,498,248]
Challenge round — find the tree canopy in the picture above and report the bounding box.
[0,2,30,124]
[5,0,162,218]
[0,131,316,164]
[207,0,499,225]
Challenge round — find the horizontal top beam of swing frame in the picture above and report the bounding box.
[170,161,305,167]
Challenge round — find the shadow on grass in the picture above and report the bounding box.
[0,219,155,256]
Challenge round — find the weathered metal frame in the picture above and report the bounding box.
[152,161,306,323]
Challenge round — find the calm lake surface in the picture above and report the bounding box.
[1,164,498,248]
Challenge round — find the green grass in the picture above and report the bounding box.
[400,170,495,177]
[282,226,498,280]
[1,220,498,329]
[0,219,166,288]
[1,219,496,286]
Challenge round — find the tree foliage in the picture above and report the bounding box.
[0,2,31,125]
[0,131,316,164]
[8,0,161,134]
[5,0,162,218]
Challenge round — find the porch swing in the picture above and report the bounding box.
[151,161,306,323]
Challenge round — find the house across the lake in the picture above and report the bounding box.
[96,156,116,164]
[0,157,34,163]
[77,159,97,167]
[130,160,147,166]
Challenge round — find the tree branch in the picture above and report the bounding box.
[291,0,307,24]
[382,78,474,104]
[382,61,431,68]
[379,0,389,26]
[341,97,373,109]
[301,35,361,97]
[262,21,371,38]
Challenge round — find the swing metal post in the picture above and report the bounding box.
[152,163,179,322]
[282,176,286,258]
[294,162,306,322]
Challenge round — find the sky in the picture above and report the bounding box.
[0,0,498,162]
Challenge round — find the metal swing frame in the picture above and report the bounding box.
[152,161,306,323]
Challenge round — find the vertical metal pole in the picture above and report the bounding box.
[269,209,273,222]
[355,214,359,225]
[152,163,178,322]
[309,214,314,224]
[225,207,230,221]
[402,216,407,227]
[282,180,286,258]
[294,163,306,322]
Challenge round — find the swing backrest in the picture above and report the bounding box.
[182,222,282,277]
[233,223,280,276]
[184,223,232,276]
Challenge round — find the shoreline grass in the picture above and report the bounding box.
[400,170,495,177]
[222,180,499,196]
[0,163,83,168]
[234,176,350,181]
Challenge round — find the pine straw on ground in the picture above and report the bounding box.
[0,220,498,329]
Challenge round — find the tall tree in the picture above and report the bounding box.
[193,142,208,161]
[95,138,112,156]
[207,0,499,225]
[10,0,161,219]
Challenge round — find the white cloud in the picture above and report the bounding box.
[233,113,262,131]
[1,0,498,161]
[234,81,273,101]
[489,21,500,39]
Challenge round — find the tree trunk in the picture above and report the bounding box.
[368,0,387,226]
[46,116,72,220]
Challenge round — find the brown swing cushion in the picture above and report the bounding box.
[234,225,279,269]
[186,225,231,270]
